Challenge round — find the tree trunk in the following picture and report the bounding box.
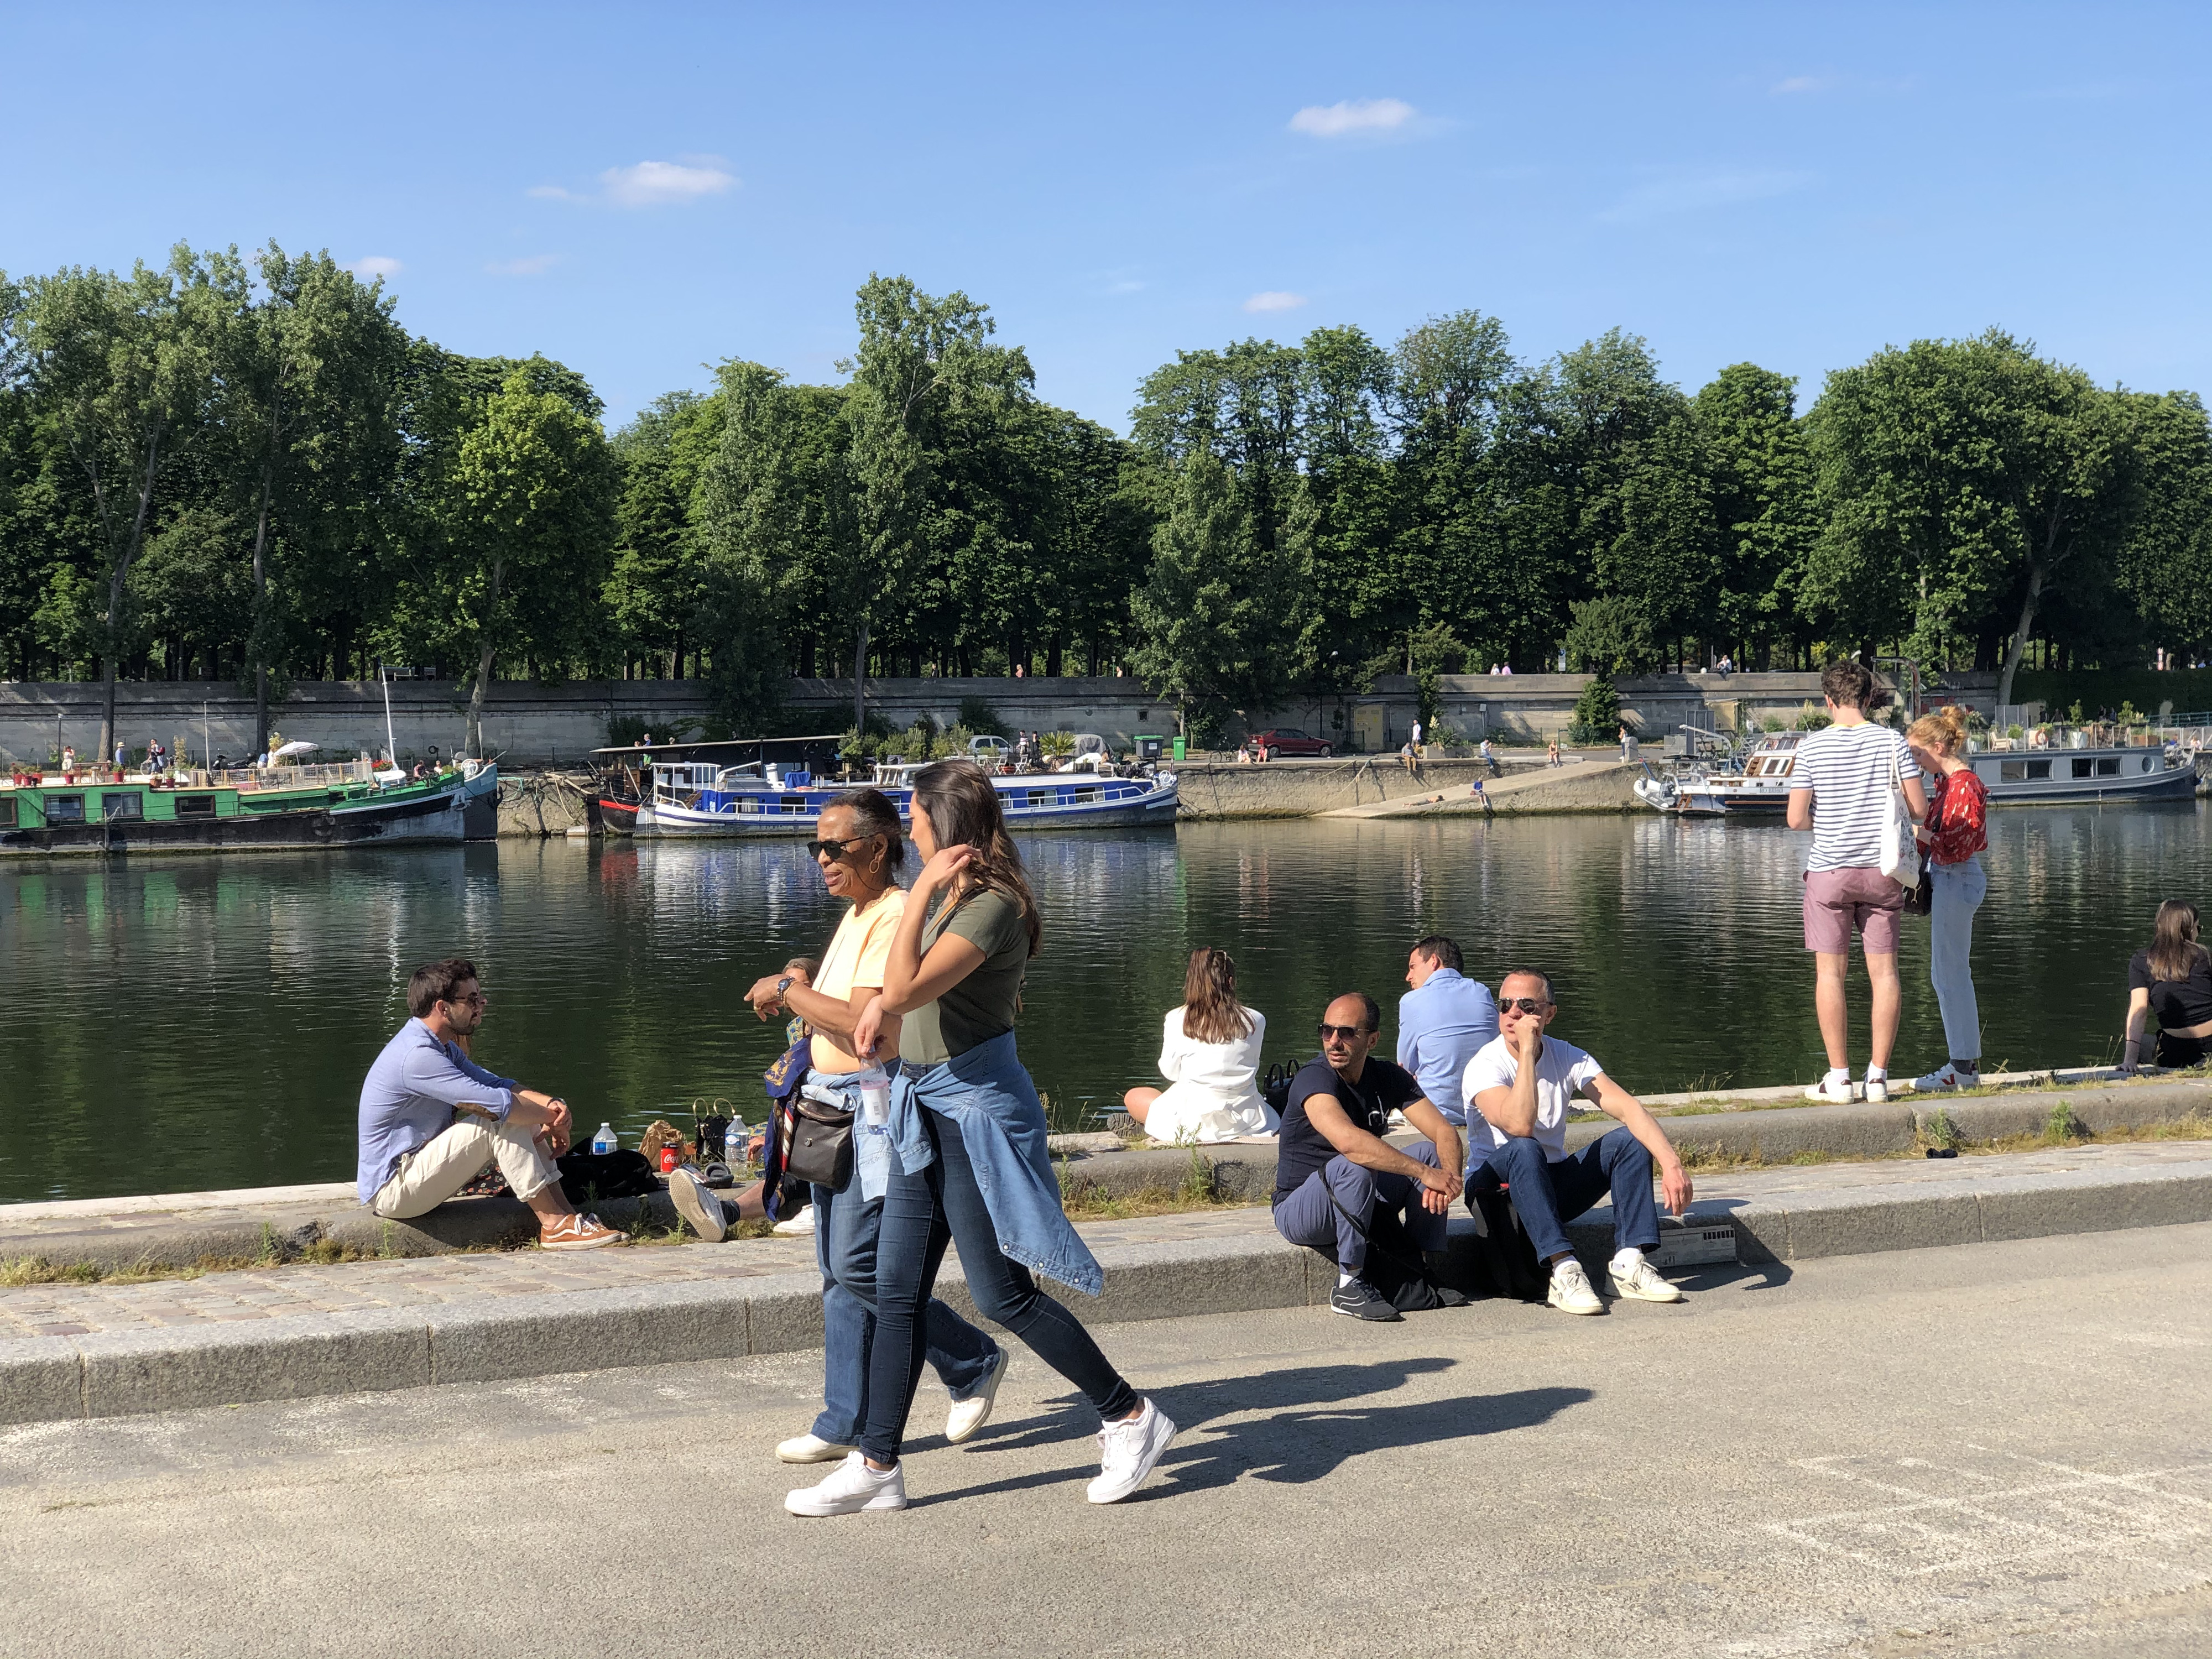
[852,617,870,734]
[249,472,274,758]
[1995,557,2048,713]
[467,555,503,758]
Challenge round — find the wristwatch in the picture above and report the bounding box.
[776,975,795,1008]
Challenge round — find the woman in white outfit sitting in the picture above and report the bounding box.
[1121,948,1276,1142]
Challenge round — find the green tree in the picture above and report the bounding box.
[2112,391,2212,659]
[9,247,231,753]
[1128,452,1296,736]
[1695,363,1817,667]
[419,371,617,753]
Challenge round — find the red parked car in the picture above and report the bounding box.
[1248,727,1334,760]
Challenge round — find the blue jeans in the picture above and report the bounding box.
[1271,1142,1446,1274]
[811,1176,1000,1446]
[1473,1128,1660,1263]
[1928,855,1986,1063]
[860,1107,1138,1465]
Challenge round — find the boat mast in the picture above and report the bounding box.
[380,665,397,768]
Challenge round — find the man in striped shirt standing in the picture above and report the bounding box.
[1786,662,1928,1103]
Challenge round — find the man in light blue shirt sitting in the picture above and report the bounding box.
[358,957,621,1250]
[1396,935,1498,1128]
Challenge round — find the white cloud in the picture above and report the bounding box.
[1599,169,1811,223]
[530,158,738,209]
[1289,97,1416,137]
[349,255,402,279]
[1771,75,1828,95]
[486,254,562,277]
[1244,290,1307,314]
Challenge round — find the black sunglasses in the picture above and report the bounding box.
[1499,997,1550,1016]
[1318,1022,1369,1042]
[806,834,878,862]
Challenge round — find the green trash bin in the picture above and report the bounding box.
[1171,737,1187,761]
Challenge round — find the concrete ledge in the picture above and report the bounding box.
[0,1340,86,1425]
[75,1307,431,1418]
[428,1278,755,1385]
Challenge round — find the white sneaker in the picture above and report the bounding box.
[1547,1259,1604,1316]
[1804,1076,1856,1104]
[776,1432,853,1464]
[945,1349,1008,1445]
[1912,1063,1976,1092]
[1609,1255,1686,1303]
[666,1165,727,1243]
[1863,1074,1890,1103]
[771,1203,816,1237]
[1087,1399,1177,1504]
[785,1451,906,1516]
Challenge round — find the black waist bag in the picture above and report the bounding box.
[556,1147,660,1206]
[785,1097,855,1192]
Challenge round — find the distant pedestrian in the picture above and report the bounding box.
[1788,661,1928,1103]
[1617,724,1636,762]
[1400,738,1418,774]
[2120,900,2212,1072]
[1411,717,1423,750]
[1907,708,1987,1091]
[1480,737,1500,776]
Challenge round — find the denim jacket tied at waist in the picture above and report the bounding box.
[893,1029,1103,1297]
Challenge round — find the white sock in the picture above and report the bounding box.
[1338,1270,1357,1288]
[1865,1066,1888,1082]
[1824,1066,1849,1086]
[1610,1246,1646,1276]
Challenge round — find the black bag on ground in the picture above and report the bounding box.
[555,1147,661,1206]
[1463,1181,1548,1302]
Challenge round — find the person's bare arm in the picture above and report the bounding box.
[1303,1093,1461,1209]
[2121,986,2152,1072]
[1473,1019,1544,1139]
[1902,775,1930,822]
[880,845,983,1011]
[1587,1073,1691,1215]
[1786,786,1813,831]
[800,982,901,1066]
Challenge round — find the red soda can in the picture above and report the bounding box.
[660,1144,679,1173]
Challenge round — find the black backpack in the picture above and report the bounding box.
[556,1147,661,1206]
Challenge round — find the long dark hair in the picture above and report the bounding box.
[911,759,1041,957]
[1181,947,1254,1045]
[2147,899,2207,983]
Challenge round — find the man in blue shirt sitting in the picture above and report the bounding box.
[1396,936,1499,1128]
[357,957,622,1250]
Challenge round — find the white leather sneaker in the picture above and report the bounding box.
[771,1204,816,1237]
[1609,1254,1686,1303]
[1087,1399,1177,1504]
[1863,1075,1890,1103]
[785,1451,906,1516]
[1804,1076,1856,1104]
[666,1165,727,1243]
[1547,1259,1604,1315]
[1913,1063,1977,1092]
[775,1432,853,1464]
[945,1349,1008,1444]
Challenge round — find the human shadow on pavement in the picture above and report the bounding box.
[912,1359,1586,1507]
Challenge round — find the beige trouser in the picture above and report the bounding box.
[371,1113,560,1218]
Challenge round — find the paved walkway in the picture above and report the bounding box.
[6,1140,2207,1342]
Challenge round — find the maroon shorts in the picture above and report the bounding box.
[1802,866,1905,955]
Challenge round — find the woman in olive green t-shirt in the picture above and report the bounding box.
[792,761,1175,1517]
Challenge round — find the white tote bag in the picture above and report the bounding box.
[1877,743,1921,889]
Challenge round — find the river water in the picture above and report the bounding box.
[5,806,2209,1204]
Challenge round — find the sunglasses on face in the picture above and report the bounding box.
[445,991,486,1008]
[1499,997,1550,1016]
[1318,1023,1369,1042]
[806,834,875,862]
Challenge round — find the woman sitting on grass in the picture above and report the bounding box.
[1122,948,1274,1144]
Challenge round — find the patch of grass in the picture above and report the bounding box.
[1923,1108,1962,1152]
[2046,1099,2089,1142]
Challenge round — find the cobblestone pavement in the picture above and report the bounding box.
[2,1139,2205,1342]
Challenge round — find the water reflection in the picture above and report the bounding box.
[2,803,2205,1202]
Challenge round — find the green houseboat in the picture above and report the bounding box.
[0,760,472,856]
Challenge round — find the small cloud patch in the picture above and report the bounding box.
[529,158,738,208]
[486,254,563,277]
[1244,290,1307,314]
[1289,97,1415,138]
[350,256,403,279]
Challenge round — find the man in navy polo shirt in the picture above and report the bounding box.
[1272,992,1465,1322]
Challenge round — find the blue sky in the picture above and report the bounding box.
[6,2,2206,433]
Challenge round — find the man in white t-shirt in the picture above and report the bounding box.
[1786,661,1928,1104]
[1463,970,1694,1316]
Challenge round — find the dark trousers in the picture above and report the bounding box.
[1271,1141,1446,1274]
[1472,1128,1660,1264]
[860,1108,1137,1464]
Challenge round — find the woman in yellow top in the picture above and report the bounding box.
[690,790,1006,1465]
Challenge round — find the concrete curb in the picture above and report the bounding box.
[3,1154,2206,1425]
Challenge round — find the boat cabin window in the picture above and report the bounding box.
[2000,759,2056,782]
[2142,757,2156,773]
[46,794,85,823]
[0,796,15,828]
[174,793,217,818]
[101,791,143,820]
[2073,757,2122,779]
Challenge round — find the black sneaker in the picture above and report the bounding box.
[1329,1277,1404,1322]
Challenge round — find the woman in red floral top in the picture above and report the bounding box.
[1907,708,1988,1089]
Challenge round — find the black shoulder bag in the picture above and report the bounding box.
[784,1093,855,1191]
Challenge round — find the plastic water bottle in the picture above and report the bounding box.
[591,1121,617,1156]
[725,1117,747,1162]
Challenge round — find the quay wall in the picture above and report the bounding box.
[0,670,2000,768]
